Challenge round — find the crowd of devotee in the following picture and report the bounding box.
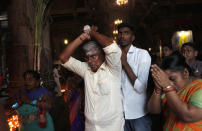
[0,23,202,131]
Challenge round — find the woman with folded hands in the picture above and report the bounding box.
[148,53,202,131]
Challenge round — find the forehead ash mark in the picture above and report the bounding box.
[86,48,99,56]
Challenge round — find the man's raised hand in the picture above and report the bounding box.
[79,33,90,42]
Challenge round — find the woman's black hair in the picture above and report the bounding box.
[23,70,40,81]
[161,52,193,76]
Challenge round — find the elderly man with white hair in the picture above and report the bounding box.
[59,26,124,131]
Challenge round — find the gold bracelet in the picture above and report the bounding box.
[165,85,173,89]
[163,85,176,93]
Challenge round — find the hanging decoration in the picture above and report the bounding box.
[116,0,128,6]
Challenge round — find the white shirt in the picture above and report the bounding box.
[121,45,151,119]
[62,43,124,131]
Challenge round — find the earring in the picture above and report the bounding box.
[184,68,190,79]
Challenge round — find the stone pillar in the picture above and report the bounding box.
[8,0,35,88]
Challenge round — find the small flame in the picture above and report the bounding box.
[8,115,19,131]
[61,89,66,93]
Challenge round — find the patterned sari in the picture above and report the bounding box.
[162,79,202,131]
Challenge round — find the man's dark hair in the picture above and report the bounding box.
[163,44,173,50]
[181,42,198,51]
[23,70,40,81]
[117,23,135,34]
